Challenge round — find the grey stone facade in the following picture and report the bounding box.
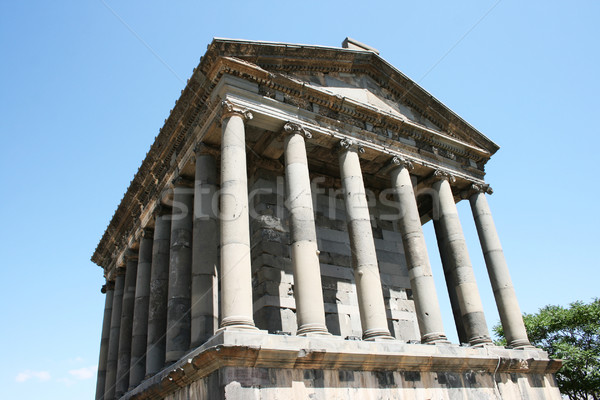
[92,38,561,399]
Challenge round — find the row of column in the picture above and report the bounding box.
[95,103,530,399]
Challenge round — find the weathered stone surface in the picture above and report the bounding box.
[121,331,562,400]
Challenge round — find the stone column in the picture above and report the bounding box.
[282,122,329,336]
[129,229,154,389]
[95,282,114,400]
[219,100,257,330]
[432,171,492,346]
[468,184,531,348]
[115,252,138,397]
[104,268,124,399]
[389,157,448,344]
[165,177,194,363]
[338,139,392,340]
[191,145,219,347]
[146,206,171,377]
[433,222,469,344]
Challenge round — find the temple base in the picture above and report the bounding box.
[122,330,562,400]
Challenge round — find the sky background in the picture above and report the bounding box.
[1,1,599,399]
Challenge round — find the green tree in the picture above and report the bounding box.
[494,299,600,400]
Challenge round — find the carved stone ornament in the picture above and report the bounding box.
[433,169,456,183]
[124,250,139,262]
[391,156,414,171]
[154,203,172,218]
[471,183,494,195]
[172,175,194,188]
[282,122,312,139]
[337,138,365,154]
[142,227,154,238]
[221,100,253,122]
[193,142,220,157]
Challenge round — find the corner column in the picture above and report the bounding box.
[432,172,492,346]
[389,158,448,344]
[338,139,392,340]
[165,177,194,363]
[95,282,114,400]
[129,229,154,389]
[282,122,329,336]
[146,206,172,376]
[191,144,219,347]
[104,269,124,399]
[468,184,531,348]
[219,100,257,330]
[115,251,138,397]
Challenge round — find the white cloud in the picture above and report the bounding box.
[68,365,97,380]
[57,377,75,387]
[15,370,51,383]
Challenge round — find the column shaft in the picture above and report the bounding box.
[219,109,256,329]
[95,283,114,400]
[338,145,392,340]
[115,256,138,397]
[104,271,124,399]
[283,124,328,336]
[390,163,447,343]
[470,190,531,348]
[146,209,171,376]
[129,230,153,389]
[433,222,469,344]
[165,181,194,363]
[433,177,491,345]
[191,151,219,347]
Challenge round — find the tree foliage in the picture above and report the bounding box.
[494,299,600,400]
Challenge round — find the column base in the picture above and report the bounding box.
[421,332,451,345]
[218,316,258,332]
[297,323,331,337]
[362,328,394,341]
[469,335,493,347]
[508,339,534,349]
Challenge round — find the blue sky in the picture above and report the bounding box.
[1,1,598,398]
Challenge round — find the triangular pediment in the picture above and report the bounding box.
[286,71,442,131]
[207,38,499,156]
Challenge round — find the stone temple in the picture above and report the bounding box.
[92,38,562,399]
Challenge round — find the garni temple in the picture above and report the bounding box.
[91,38,562,399]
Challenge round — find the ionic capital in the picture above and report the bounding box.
[433,169,456,183]
[462,183,493,199]
[171,175,194,188]
[221,100,253,122]
[153,204,172,218]
[336,138,365,154]
[124,248,139,262]
[390,156,414,171]
[282,122,312,139]
[141,228,154,239]
[193,142,220,157]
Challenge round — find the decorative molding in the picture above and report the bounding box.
[221,100,253,122]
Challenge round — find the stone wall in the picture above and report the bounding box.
[249,168,421,341]
[163,366,560,400]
